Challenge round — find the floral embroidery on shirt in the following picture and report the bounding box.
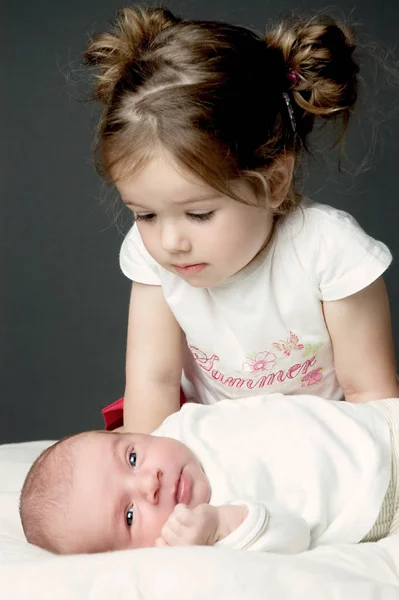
[188,345,219,372]
[188,334,325,392]
[302,342,323,357]
[242,351,277,374]
[301,367,323,387]
[272,331,304,357]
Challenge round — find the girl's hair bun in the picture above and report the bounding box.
[266,15,359,137]
[84,6,180,104]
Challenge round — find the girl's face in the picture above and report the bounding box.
[114,151,276,288]
[64,431,211,554]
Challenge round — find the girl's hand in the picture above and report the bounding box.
[155,503,248,547]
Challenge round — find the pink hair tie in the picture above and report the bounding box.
[286,70,299,86]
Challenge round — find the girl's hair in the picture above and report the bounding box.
[84,6,359,213]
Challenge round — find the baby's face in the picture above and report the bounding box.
[65,431,211,553]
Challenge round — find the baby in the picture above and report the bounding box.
[20,394,399,555]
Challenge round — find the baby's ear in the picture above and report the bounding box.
[267,153,295,209]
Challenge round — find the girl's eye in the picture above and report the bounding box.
[188,211,214,222]
[126,507,134,527]
[135,213,156,222]
[129,451,137,468]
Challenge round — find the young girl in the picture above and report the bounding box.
[84,6,399,433]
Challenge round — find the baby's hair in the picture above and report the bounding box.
[19,435,80,554]
[83,5,359,214]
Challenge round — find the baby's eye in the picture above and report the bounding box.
[129,451,137,468]
[126,507,134,527]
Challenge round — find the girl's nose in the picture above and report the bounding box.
[161,222,191,253]
[138,468,162,504]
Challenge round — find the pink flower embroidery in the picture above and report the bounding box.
[242,351,276,374]
[301,368,323,387]
[272,331,304,357]
[188,345,219,372]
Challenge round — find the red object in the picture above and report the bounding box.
[102,390,187,431]
[102,397,125,430]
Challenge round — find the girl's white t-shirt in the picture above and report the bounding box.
[120,202,392,404]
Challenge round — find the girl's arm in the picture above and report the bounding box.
[123,282,183,433]
[323,276,399,403]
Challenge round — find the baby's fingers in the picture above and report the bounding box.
[172,503,195,526]
[162,511,190,539]
[160,508,198,546]
[155,537,168,547]
[159,523,190,547]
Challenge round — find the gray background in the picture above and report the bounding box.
[3,0,399,443]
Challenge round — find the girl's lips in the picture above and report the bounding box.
[175,468,192,505]
[173,263,206,275]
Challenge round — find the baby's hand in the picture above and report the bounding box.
[155,504,219,547]
[155,504,248,548]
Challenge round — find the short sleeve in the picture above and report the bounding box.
[215,502,310,553]
[119,223,161,285]
[313,208,392,302]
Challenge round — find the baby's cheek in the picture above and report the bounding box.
[195,468,211,506]
[145,509,174,548]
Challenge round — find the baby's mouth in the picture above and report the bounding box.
[174,467,192,505]
[174,468,183,505]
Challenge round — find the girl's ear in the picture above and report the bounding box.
[267,153,295,209]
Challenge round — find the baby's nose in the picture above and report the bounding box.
[139,468,162,504]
